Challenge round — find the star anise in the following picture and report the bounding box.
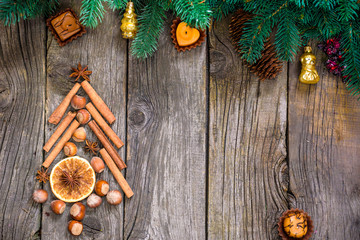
[70,62,92,82]
[85,140,100,155]
[36,167,50,183]
[59,169,82,190]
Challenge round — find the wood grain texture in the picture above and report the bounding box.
[43,1,127,239]
[208,18,288,239]
[288,44,360,239]
[0,18,46,239]
[125,17,207,239]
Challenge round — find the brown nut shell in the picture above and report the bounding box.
[72,127,86,142]
[91,157,105,173]
[70,202,86,220]
[76,109,91,124]
[87,193,102,208]
[64,142,77,157]
[51,200,66,215]
[71,95,86,110]
[95,180,110,196]
[106,190,122,205]
[68,220,83,236]
[278,208,313,240]
[171,18,206,52]
[33,189,48,203]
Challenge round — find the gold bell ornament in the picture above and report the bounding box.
[120,1,138,39]
[299,46,320,84]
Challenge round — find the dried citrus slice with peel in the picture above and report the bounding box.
[50,156,95,202]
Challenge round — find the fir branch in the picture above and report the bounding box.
[337,0,359,22]
[313,0,338,10]
[106,0,127,10]
[0,0,58,25]
[170,0,212,29]
[130,1,166,59]
[275,7,301,61]
[210,0,241,21]
[341,22,360,96]
[239,1,287,64]
[316,9,341,40]
[80,0,106,29]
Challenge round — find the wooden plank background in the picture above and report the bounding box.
[0,4,359,240]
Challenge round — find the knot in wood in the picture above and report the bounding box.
[128,98,153,132]
[0,80,12,113]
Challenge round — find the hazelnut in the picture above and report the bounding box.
[51,200,66,215]
[70,202,86,220]
[72,127,86,142]
[95,180,110,196]
[76,109,91,124]
[91,157,105,173]
[87,193,102,208]
[71,95,86,110]
[63,142,77,157]
[68,220,83,236]
[106,190,122,205]
[32,189,48,203]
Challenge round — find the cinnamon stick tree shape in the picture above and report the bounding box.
[86,102,124,148]
[88,120,126,170]
[81,81,116,124]
[44,111,76,152]
[48,83,81,124]
[100,148,133,198]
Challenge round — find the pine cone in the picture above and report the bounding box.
[229,9,283,80]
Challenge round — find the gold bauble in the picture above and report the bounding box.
[120,1,138,39]
[299,46,319,84]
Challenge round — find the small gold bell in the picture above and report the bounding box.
[120,1,138,39]
[299,46,319,84]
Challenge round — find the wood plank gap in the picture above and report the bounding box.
[205,27,210,240]
[123,37,129,240]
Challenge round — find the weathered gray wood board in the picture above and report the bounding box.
[208,18,288,239]
[288,45,360,239]
[43,1,127,239]
[0,19,46,239]
[125,17,207,239]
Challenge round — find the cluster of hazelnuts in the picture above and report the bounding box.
[33,179,122,236]
[62,95,91,157]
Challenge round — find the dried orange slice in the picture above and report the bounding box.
[50,156,95,202]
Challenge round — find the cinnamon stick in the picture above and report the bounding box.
[81,81,116,124]
[43,111,76,152]
[100,148,133,198]
[49,83,81,125]
[43,120,80,168]
[86,103,124,148]
[88,120,126,170]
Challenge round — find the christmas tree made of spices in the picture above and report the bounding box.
[43,63,133,198]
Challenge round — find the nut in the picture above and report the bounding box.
[72,127,86,142]
[87,193,102,208]
[68,220,83,236]
[76,109,91,124]
[32,189,48,203]
[71,95,86,110]
[70,202,86,220]
[95,180,110,196]
[63,142,77,156]
[51,200,66,215]
[106,190,122,205]
[91,157,105,173]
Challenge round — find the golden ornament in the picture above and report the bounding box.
[299,46,319,84]
[120,1,138,39]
